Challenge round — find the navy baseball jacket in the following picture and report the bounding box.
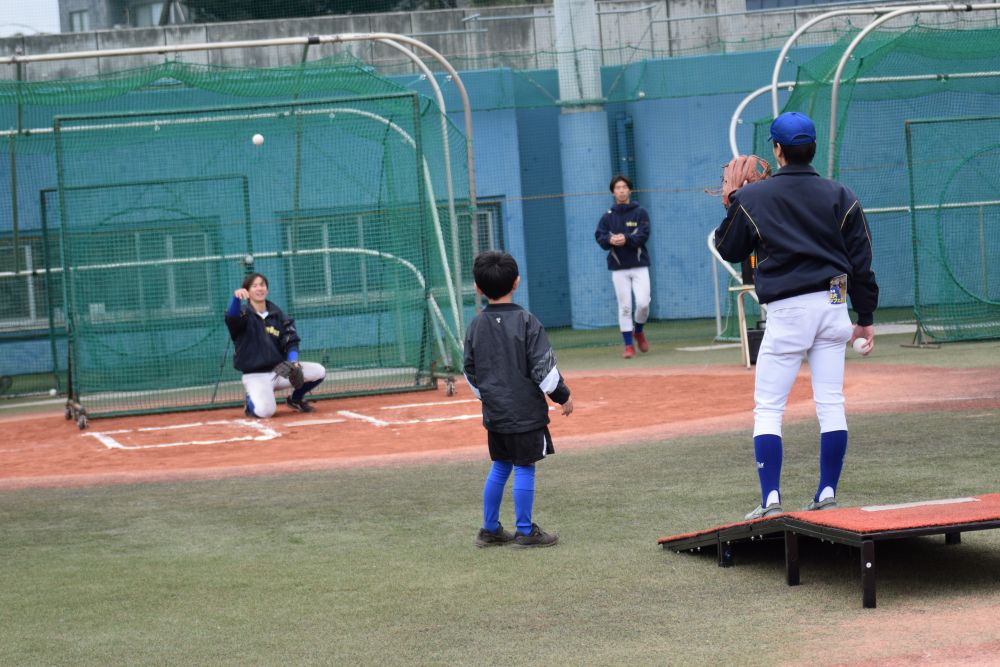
[464,303,571,434]
[225,300,301,373]
[714,163,879,326]
[595,201,651,270]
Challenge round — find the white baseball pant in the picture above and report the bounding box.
[753,290,853,437]
[242,361,326,418]
[611,267,651,332]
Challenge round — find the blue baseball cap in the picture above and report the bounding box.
[769,111,816,146]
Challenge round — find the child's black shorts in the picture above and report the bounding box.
[487,426,554,466]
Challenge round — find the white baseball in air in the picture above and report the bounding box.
[252,133,264,146]
[49,388,58,396]
[852,338,868,354]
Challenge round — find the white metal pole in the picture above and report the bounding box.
[827,4,1000,176]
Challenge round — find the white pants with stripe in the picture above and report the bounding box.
[611,267,651,332]
[753,291,853,437]
[242,361,326,418]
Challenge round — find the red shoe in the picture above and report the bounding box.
[623,344,636,359]
[635,331,649,353]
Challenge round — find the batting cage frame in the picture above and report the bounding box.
[50,92,467,426]
[904,115,1000,344]
[717,9,1000,357]
[0,32,477,422]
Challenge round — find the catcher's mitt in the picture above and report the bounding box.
[273,360,305,390]
[721,154,771,207]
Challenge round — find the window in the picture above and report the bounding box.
[448,201,503,293]
[0,234,64,333]
[279,201,503,311]
[69,10,90,32]
[66,222,217,323]
[131,2,165,27]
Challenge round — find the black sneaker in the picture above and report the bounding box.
[475,523,515,548]
[512,523,558,549]
[286,396,315,413]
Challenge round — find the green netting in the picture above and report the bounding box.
[0,55,472,409]
[905,115,1000,342]
[750,25,1000,343]
[48,91,467,418]
[6,16,1000,409]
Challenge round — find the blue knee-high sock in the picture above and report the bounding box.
[482,461,512,532]
[512,464,536,535]
[622,331,634,346]
[753,434,783,506]
[634,322,644,334]
[292,379,322,402]
[817,430,848,501]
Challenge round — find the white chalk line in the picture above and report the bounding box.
[679,324,918,352]
[676,343,742,352]
[862,497,979,512]
[380,398,478,409]
[337,410,392,427]
[85,419,280,450]
[83,403,485,449]
[285,418,347,427]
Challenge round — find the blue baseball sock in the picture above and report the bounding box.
[817,430,848,502]
[634,322,644,334]
[753,434,783,506]
[622,331,634,346]
[512,464,536,535]
[482,461,512,532]
[245,394,256,418]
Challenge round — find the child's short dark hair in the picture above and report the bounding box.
[609,174,633,192]
[473,251,519,300]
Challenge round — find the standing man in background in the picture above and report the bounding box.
[595,175,653,359]
[714,112,879,520]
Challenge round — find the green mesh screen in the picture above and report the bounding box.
[905,115,1000,342]
[52,93,466,418]
[749,26,1000,343]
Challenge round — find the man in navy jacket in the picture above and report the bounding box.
[714,111,879,520]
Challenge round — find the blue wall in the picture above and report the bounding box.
[3,45,950,382]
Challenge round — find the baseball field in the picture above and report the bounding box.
[1,319,999,665]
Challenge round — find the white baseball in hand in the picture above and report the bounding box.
[852,338,868,354]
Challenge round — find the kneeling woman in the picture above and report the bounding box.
[224,272,326,417]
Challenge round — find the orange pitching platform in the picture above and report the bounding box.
[658,493,1000,608]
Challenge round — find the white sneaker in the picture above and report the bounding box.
[744,503,783,520]
[804,497,837,511]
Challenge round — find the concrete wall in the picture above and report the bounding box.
[0,0,908,81]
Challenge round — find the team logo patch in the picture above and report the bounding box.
[626,221,638,228]
[495,316,502,324]
[829,274,847,304]
[265,325,280,337]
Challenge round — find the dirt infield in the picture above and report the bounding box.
[1,364,997,490]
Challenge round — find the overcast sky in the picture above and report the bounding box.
[0,0,61,37]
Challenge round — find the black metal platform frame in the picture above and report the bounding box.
[662,516,1000,608]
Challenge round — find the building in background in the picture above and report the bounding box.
[56,1,498,32]
[59,0,190,32]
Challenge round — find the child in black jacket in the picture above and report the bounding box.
[464,251,573,548]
